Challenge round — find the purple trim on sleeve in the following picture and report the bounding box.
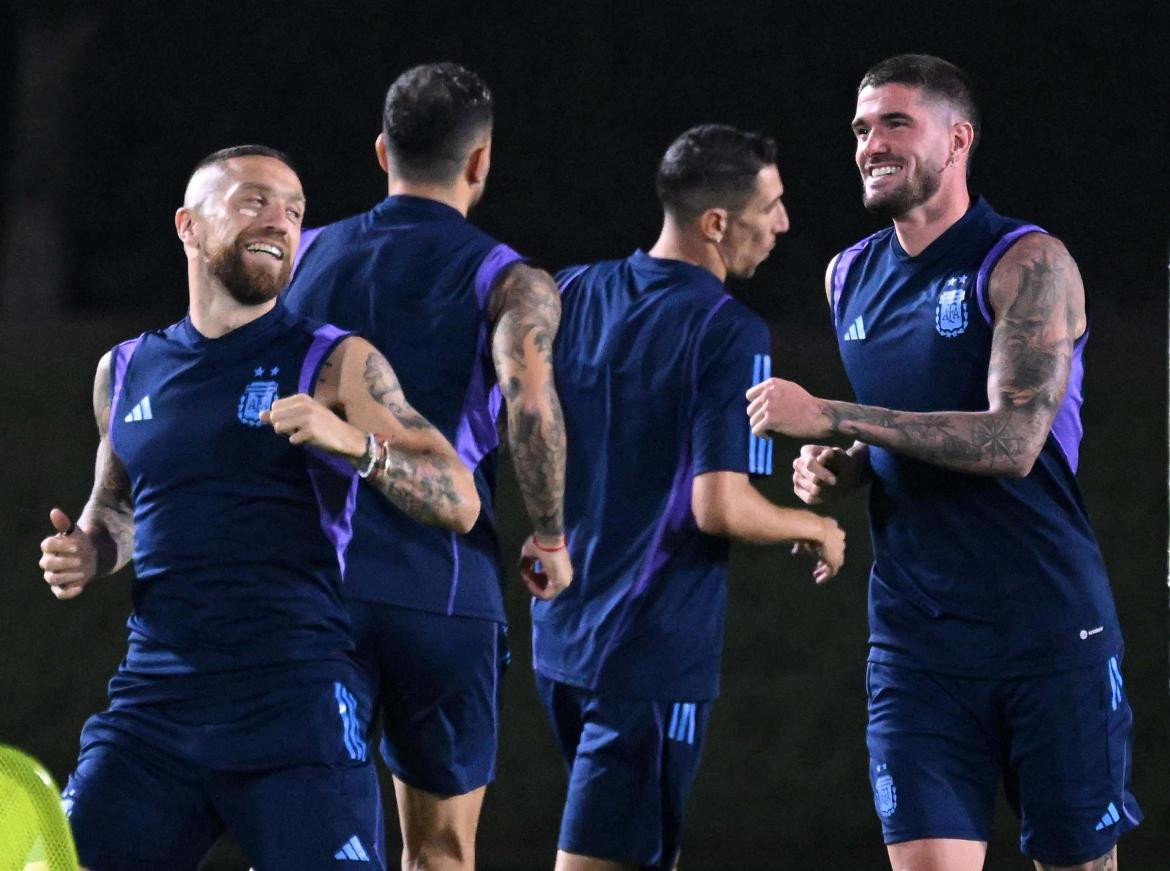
[453,329,502,471]
[291,226,325,277]
[974,225,1046,325]
[831,237,872,326]
[589,295,732,691]
[108,337,143,454]
[557,265,589,295]
[299,324,359,574]
[1049,330,1088,473]
[474,243,524,310]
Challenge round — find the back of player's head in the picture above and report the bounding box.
[859,54,981,152]
[183,144,297,209]
[656,124,777,223]
[382,63,494,184]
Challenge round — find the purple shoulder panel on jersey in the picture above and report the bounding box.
[831,237,873,326]
[291,226,325,277]
[108,336,143,454]
[589,294,733,690]
[473,243,525,309]
[298,323,360,575]
[1050,330,1088,473]
[973,224,1046,325]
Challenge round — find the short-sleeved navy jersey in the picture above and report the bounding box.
[832,197,1121,677]
[532,251,773,701]
[104,301,361,714]
[285,196,522,621]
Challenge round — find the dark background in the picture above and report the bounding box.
[2,2,1167,868]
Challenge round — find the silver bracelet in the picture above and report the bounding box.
[356,432,379,479]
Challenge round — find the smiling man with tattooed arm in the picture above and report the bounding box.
[38,145,477,871]
[748,55,1139,871]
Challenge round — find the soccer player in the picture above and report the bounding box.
[37,145,480,870]
[284,63,570,871]
[747,55,1140,871]
[535,124,846,871]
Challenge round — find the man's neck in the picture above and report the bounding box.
[187,268,275,339]
[387,179,470,217]
[647,219,726,282]
[892,185,972,257]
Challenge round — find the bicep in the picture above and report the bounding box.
[823,254,840,307]
[332,337,449,450]
[489,263,560,388]
[986,234,1081,414]
[89,352,133,509]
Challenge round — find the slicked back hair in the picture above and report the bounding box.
[859,54,981,157]
[655,124,778,224]
[382,63,494,184]
[183,144,297,208]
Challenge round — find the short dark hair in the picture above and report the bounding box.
[859,54,980,154]
[190,144,297,178]
[382,63,494,183]
[655,124,777,223]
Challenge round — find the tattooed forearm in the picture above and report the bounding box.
[505,381,567,537]
[366,447,465,529]
[490,265,566,537]
[363,352,431,430]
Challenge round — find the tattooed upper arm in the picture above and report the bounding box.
[986,233,1083,422]
[93,350,113,436]
[488,262,561,380]
[329,336,433,433]
[83,352,135,574]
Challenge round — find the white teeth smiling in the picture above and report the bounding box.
[246,243,284,260]
[870,165,901,177]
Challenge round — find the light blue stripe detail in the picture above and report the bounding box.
[343,685,367,761]
[761,354,773,474]
[334,683,360,760]
[1107,657,1121,711]
[668,703,681,741]
[687,704,696,744]
[343,842,359,860]
[1107,802,1119,823]
[749,355,764,473]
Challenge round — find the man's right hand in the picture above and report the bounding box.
[793,444,868,505]
[39,508,99,600]
[519,534,573,601]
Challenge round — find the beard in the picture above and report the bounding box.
[862,162,942,220]
[209,234,291,306]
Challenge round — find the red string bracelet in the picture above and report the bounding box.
[530,534,567,553]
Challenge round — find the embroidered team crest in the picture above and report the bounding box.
[237,370,279,427]
[873,765,897,817]
[935,274,969,337]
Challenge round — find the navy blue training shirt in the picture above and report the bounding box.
[532,251,774,701]
[832,197,1120,677]
[97,300,369,767]
[285,196,522,622]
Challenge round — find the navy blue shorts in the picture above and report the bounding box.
[536,674,711,868]
[348,601,507,796]
[63,679,384,870]
[866,656,1142,866]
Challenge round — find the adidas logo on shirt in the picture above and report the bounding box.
[123,396,153,422]
[843,316,867,342]
[334,834,371,862]
[1094,802,1121,831]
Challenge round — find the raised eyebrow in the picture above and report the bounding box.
[852,111,914,131]
[237,181,306,204]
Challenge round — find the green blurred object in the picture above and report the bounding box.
[0,745,79,871]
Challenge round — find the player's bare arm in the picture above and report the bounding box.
[264,336,480,533]
[488,262,572,598]
[691,471,845,584]
[39,352,136,599]
[750,234,1081,478]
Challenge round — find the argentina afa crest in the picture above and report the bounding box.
[873,763,897,817]
[935,274,969,337]
[238,366,280,426]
